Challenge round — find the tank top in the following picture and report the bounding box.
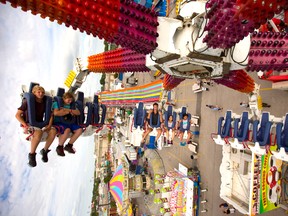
[151,112,159,125]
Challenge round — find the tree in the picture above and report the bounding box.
[107,132,112,142]
[100,73,106,85]
[113,73,118,79]
[104,175,112,184]
[104,41,109,51]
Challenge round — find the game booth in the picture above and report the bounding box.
[150,163,201,216]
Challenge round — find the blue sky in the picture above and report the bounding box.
[0,3,104,216]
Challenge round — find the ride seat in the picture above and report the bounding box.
[276,113,288,152]
[28,82,39,93]
[233,112,250,142]
[179,107,191,131]
[91,95,100,125]
[218,110,232,138]
[164,105,177,129]
[133,102,146,129]
[56,87,65,97]
[100,104,106,125]
[253,112,272,146]
[75,91,88,126]
[23,92,52,128]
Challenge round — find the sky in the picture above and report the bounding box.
[0,3,104,216]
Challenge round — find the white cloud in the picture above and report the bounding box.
[0,3,104,216]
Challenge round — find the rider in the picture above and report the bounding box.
[52,92,83,156]
[141,103,163,146]
[15,85,57,167]
[164,115,176,145]
[177,113,192,146]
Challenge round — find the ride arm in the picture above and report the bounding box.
[15,109,28,127]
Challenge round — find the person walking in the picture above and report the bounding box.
[240,102,249,108]
[206,104,222,111]
[219,202,229,209]
[262,102,271,108]
[223,207,236,214]
[240,101,271,108]
[219,202,236,214]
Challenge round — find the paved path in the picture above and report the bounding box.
[133,71,288,216]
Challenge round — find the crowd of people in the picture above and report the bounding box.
[15,85,83,167]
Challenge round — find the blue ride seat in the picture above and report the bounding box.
[91,95,100,125]
[100,104,106,125]
[23,92,52,128]
[56,87,65,97]
[164,105,177,129]
[85,101,93,126]
[28,82,39,93]
[276,114,288,152]
[75,91,89,127]
[179,107,191,131]
[217,111,232,138]
[252,112,272,146]
[233,112,250,142]
[90,95,106,126]
[133,102,146,129]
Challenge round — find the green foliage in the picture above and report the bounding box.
[103,41,118,52]
[95,178,101,184]
[104,175,111,184]
[91,176,101,213]
[100,73,106,85]
[110,201,117,208]
[107,118,114,124]
[91,211,99,216]
[107,132,112,142]
[110,43,118,50]
[104,41,109,52]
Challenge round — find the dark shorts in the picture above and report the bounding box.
[53,122,82,134]
[179,128,188,132]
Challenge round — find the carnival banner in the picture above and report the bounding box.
[99,80,163,105]
[259,153,282,214]
[249,150,282,215]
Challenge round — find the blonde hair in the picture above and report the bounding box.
[62,92,74,100]
[32,85,45,94]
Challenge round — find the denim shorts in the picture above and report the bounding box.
[53,123,82,134]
